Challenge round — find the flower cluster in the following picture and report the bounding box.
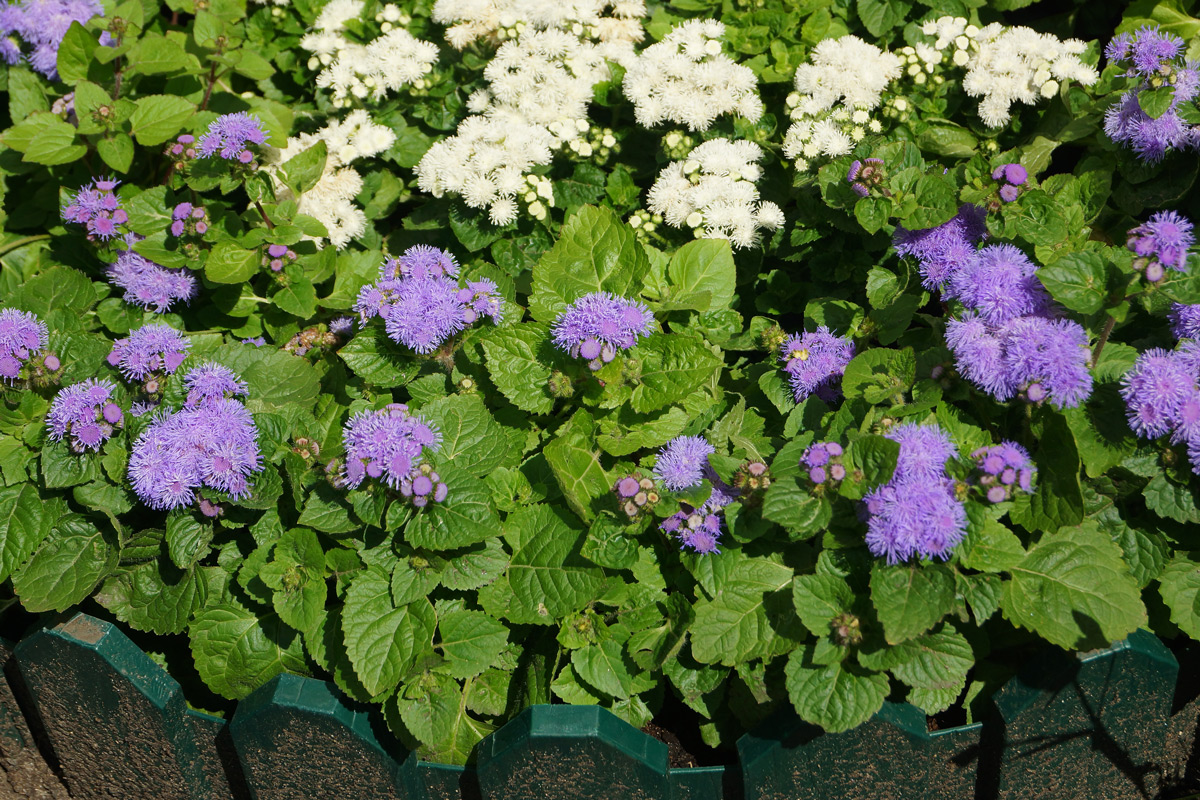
[1121,345,1200,472]
[107,323,190,381]
[972,442,1035,503]
[847,158,886,198]
[623,19,761,132]
[47,378,122,453]
[613,473,659,519]
[992,163,1028,204]
[660,502,724,555]
[1126,210,1194,282]
[0,308,50,383]
[341,404,447,506]
[1171,303,1200,340]
[893,204,988,289]
[61,177,128,241]
[264,244,299,273]
[946,244,1052,325]
[782,35,899,169]
[550,291,653,369]
[0,0,104,79]
[197,113,268,163]
[431,0,646,51]
[169,203,208,238]
[863,424,966,564]
[355,246,502,353]
[801,441,845,485]
[646,138,784,248]
[128,364,262,510]
[653,435,714,491]
[1104,26,1200,162]
[108,235,197,314]
[779,327,855,404]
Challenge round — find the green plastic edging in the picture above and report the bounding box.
[12,613,233,800]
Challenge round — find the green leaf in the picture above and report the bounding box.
[761,479,831,539]
[1038,253,1108,315]
[189,593,308,699]
[842,348,916,403]
[41,440,101,489]
[1009,411,1083,530]
[957,512,1026,572]
[12,514,115,613]
[856,0,910,36]
[1138,86,1175,119]
[1001,526,1147,650]
[342,566,437,696]
[392,672,494,765]
[20,266,95,317]
[867,627,971,714]
[129,95,197,146]
[544,410,609,524]
[280,140,327,197]
[1159,556,1200,639]
[339,325,420,386]
[129,33,197,75]
[272,265,318,318]
[629,336,723,414]
[405,468,500,550]
[479,323,555,414]
[165,513,213,569]
[785,650,889,733]
[916,123,978,159]
[1144,474,1200,524]
[56,22,97,84]
[259,528,326,634]
[665,239,736,312]
[421,394,512,477]
[792,573,854,637]
[691,568,796,666]
[96,134,135,174]
[437,609,509,679]
[207,343,322,412]
[839,435,900,500]
[18,116,85,165]
[529,205,649,323]
[870,563,956,644]
[506,505,608,622]
[206,241,260,283]
[0,484,53,583]
[571,639,655,700]
[97,559,208,635]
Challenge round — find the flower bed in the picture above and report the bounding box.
[0,0,1197,788]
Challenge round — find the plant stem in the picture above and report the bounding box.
[255,202,275,231]
[0,234,50,259]
[200,62,220,111]
[1091,315,1117,368]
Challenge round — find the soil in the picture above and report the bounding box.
[640,721,699,769]
[926,705,970,733]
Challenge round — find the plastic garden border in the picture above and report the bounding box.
[0,612,1186,800]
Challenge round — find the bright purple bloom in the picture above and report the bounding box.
[999,185,1019,203]
[182,362,248,408]
[2,0,104,79]
[47,378,121,452]
[653,435,715,491]
[802,441,846,485]
[660,501,723,555]
[779,326,855,403]
[383,245,460,280]
[1104,28,1198,162]
[329,316,354,336]
[1127,211,1194,273]
[1109,26,1184,76]
[616,476,640,498]
[0,307,48,383]
[551,292,655,370]
[1000,164,1027,186]
[847,158,884,198]
[1170,303,1200,340]
[61,178,127,241]
[384,276,470,353]
[107,323,190,381]
[972,441,1035,501]
[1121,348,1197,438]
[893,205,988,289]
[341,405,444,502]
[196,112,268,161]
[886,423,956,483]
[948,244,1052,324]
[128,396,262,509]
[107,242,197,314]
[458,280,504,324]
[863,479,966,564]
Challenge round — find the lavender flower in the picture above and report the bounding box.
[61,177,128,241]
[1107,27,1185,77]
[847,158,885,198]
[1171,303,1200,340]
[1120,347,1199,438]
[2,0,104,79]
[196,112,268,162]
[169,203,208,238]
[0,308,48,382]
[182,362,248,408]
[47,378,122,452]
[779,326,855,403]
[128,397,262,509]
[1127,211,1194,275]
[660,503,723,555]
[1104,27,1200,162]
[108,237,197,313]
[893,205,988,289]
[613,474,660,519]
[458,280,504,324]
[383,245,460,280]
[653,435,715,491]
[107,323,190,381]
[341,404,446,505]
[551,292,655,370]
[863,479,967,564]
[948,244,1052,324]
[991,164,1028,186]
[329,316,354,336]
[886,423,957,483]
[972,442,1035,502]
[802,440,845,484]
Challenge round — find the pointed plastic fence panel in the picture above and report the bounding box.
[12,613,235,800]
[737,701,980,800]
[986,629,1178,800]
[229,672,421,800]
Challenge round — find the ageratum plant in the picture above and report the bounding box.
[0,0,1197,767]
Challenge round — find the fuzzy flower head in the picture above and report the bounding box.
[196,113,268,162]
[972,441,1035,502]
[107,324,190,381]
[863,479,967,564]
[551,291,654,370]
[1106,26,1184,78]
[182,362,248,408]
[47,378,122,452]
[886,423,956,483]
[1171,303,1200,340]
[0,308,49,383]
[384,245,460,281]
[1127,211,1194,278]
[801,440,845,485]
[653,435,715,491]
[341,404,446,505]
[893,205,988,289]
[383,276,472,353]
[613,473,660,519]
[61,177,128,241]
[660,500,724,555]
[107,237,197,314]
[948,244,1052,324]
[3,0,104,79]
[779,326,855,403]
[128,398,262,509]
[1121,347,1197,439]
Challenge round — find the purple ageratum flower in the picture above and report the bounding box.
[551,292,655,370]
[972,441,1035,501]
[341,404,443,497]
[1104,92,1191,164]
[242,337,267,347]
[47,378,122,452]
[779,326,855,403]
[886,423,956,483]
[948,244,1052,324]
[1127,211,1194,273]
[653,435,715,491]
[108,238,196,314]
[863,479,966,564]
[802,441,845,484]
[383,276,470,353]
[107,323,190,381]
[4,0,104,79]
[0,307,48,382]
[990,163,1028,186]
[383,245,460,280]
[182,362,248,408]
[1107,26,1184,77]
[196,112,268,162]
[458,279,504,324]
[893,204,988,289]
[660,501,723,555]
[847,158,884,198]
[329,316,354,336]
[1120,348,1196,438]
[128,397,262,509]
[61,178,128,241]
[1170,303,1200,340]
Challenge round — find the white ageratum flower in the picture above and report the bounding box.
[315,0,365,32]
[791,35,902,117]
[432,0,646,50]
[647,138,783,249]
[622,19,762,131]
